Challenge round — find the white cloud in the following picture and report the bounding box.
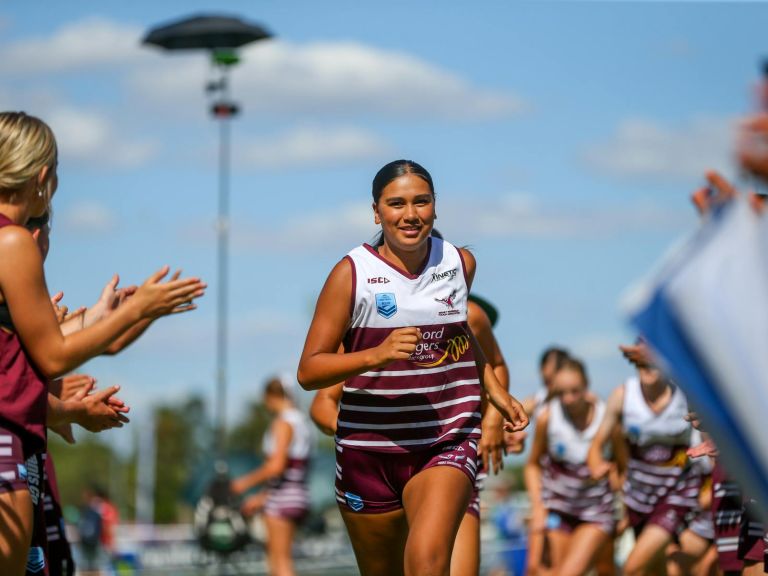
[437,193,690,240]
[129,39,524,120]
[46,107,158,168]
[57,200,117,234]
[176,191,689,255]
[0,17,146,74]
[572,335,626,362]
[238,126,392,170]
[583,116,734,182]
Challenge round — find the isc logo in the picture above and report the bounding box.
[367,277,390,284]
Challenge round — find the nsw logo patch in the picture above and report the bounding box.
[375,293,397,319]
[26,546,45,574]
[344,492,365,512]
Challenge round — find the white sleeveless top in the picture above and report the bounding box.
[541,398,614,522]
[547,397,605,465]
[262,407,313,461]
[621,377,700,514]
[622,376,692,453]
[337,237,481,452]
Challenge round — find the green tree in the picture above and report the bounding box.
[153,395,212,523]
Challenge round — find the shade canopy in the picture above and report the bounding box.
[143,14,272,51]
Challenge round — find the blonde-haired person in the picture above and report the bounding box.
[0,111,206,576]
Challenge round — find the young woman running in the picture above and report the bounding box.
[522,345,570,576]
[525,357,616,576]
[298,159,527,576]
[232,377,313,576]
[309,291,514,576]
[588,357,700,576]
[0,111,206,576]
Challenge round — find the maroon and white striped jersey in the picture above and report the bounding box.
[541,398,614,523]
[263,408,312,517]
[263,408,312,485]
[337,237,481,453]
[622,377,699,515]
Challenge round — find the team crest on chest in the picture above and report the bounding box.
[375,293,397,319]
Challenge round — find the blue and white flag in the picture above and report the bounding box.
[625,198,768,514]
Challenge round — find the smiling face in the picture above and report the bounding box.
[373,172,435,252]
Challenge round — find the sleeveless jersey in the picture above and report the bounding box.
[0,214,48,458]
[262,407,312,487]
[262,408,312,519]
[337,237,481,453]
[622,377,699,514]
[532,388,549,418]
[541,398,614,523]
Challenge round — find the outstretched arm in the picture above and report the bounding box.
[0,228,205,379]
[587,385,624,480]
[231,420,292,494]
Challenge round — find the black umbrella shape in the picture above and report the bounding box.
[142,14,272,51]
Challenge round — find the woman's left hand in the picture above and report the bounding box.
[479,408,506,474]
[486,384,529,433]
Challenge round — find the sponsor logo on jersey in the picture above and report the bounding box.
[430,268,458,283]
[435,289,457,308]
[435,289,461,316]
[414,334,470,367]
[375,293,397,319]
[367,276,390,284]
[17,463,27,480]
[410,327,444,361]
[25,455,40,505]
[438,454,454,460]
[344,492,365,512]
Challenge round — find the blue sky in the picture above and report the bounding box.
[1,1,764,453]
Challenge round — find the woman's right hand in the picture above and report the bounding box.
[589,457,612,481]
[132,266,206,320]
[371,327,421,367]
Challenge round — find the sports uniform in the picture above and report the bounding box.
[0,215,50,576]
[263,407,312,522]
[621,377,700,537]
[44,454,74,576]
[541,398,615,534]
[335,237,481,513]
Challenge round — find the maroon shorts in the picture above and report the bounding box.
[547,507,615,536]
[0,428,48,575]
[264,484,310,523]
[628,501,689,538]
[0,428,30,493]
[466,459,484,519]
[335,439,478,514]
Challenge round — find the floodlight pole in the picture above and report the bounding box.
[216,77,229,459]
[211,59,237,460]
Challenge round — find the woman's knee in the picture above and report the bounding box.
[405,540,452,576]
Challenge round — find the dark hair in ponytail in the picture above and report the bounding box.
[371,159,434,204]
